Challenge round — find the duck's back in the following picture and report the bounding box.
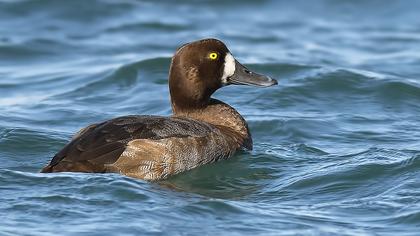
[41,115,241,180]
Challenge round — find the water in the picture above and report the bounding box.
[1,0,420,235]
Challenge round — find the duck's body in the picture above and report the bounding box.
[41,99,251,180]
[41,38,276,180]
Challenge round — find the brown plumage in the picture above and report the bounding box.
[41,38,277,180]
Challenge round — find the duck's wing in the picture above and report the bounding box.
[40,115,220,177]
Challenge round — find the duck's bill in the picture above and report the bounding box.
[227,60,278,87]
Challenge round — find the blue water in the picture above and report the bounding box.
[1,0,420,235]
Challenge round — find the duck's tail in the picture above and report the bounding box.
[40,163,53,173]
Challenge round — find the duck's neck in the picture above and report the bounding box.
[172,98,253,150]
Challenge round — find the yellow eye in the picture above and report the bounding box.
[209,52,218,60]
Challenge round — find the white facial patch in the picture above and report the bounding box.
[221,53,236,85]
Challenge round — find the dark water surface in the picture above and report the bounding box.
[1,0,420,235]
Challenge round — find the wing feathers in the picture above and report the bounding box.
[42,115,216,174]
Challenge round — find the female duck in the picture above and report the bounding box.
[41,38,277,180]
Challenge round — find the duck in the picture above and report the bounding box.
[41,38,277,180]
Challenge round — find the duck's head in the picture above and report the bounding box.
[169,38,277,112]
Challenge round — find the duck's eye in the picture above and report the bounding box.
[208,52,218,60]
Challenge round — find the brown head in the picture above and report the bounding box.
[169,38,277,113]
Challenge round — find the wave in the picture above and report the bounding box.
[47,57,170,100]
[105,22,191,33]
[240,67,420,111]
[263,147,419,192]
